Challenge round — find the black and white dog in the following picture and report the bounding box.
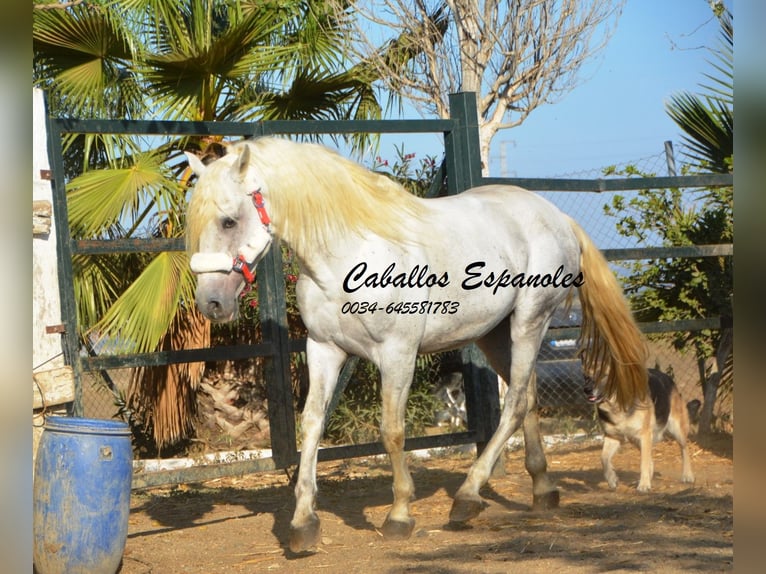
[584,368,698,492]
[434,372,467,428]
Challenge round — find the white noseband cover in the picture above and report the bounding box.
[190,252,233,274]
[189,234,272,275]
[239,240,270,263]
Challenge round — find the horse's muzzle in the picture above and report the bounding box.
[197,294,238,323]
[195,275,242,323]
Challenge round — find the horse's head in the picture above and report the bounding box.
[185,144,273,323]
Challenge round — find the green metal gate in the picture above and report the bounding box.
[45,92,504,488]
[44,90,732,489]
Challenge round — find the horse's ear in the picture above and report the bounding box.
[233,144,250,179]
[185,152,206,177]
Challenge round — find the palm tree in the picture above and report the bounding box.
[33,0,393,450]
[664,5,733,435]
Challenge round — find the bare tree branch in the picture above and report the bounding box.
[335,0,624,172]
[34,1,87,10]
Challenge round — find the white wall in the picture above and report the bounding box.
[32,88,65,373]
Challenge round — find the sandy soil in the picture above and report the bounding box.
[120,433,732,573]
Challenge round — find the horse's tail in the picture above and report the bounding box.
[567,216,648,409]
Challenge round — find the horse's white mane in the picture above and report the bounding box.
[187,138,426,256]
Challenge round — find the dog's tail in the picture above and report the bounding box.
[567,216,648,410]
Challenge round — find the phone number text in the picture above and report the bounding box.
[341,301,460,315]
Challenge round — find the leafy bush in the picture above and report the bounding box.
[323,354,446,445]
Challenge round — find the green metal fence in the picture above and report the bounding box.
[43,91,733,489]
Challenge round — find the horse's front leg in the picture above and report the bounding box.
[379,355,418,540]
[288,339,347,553]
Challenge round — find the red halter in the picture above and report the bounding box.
[250,189,271,228]
[231,189,271,284]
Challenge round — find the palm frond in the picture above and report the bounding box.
[33,4,135,117]
[72,252,137,331]
[34,0,392,447]
[250,66,359,120]
[700,8,733,105]
[89,251,196,354]
[67,152,181,237]
[666,92,732,174]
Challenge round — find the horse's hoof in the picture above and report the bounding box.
[288,515,321,553]
[380,516,415,540]
[448,496,489,524]
[532,490,560,510]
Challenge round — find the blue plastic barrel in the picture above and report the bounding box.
[33,417,133,574]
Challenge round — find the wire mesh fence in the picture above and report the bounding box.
[78,140,733,456]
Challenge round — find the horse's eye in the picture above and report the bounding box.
[221,217,237,229]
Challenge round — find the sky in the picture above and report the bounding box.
[494,0,729,178]
[373,0,730,179]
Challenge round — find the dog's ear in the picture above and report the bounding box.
[200,141,228,164]
[686,399,701,424]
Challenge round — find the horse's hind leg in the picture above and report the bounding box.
[523,372,560,509]
[289,340,347,553]
[378,352,418,539]
[450,320,556,524]
[480,325,558,508]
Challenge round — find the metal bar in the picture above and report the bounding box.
[82,342,276,371]
[132,430,479,490]
[45,111,84,416]
[257,248,299,468]
[443,118,462,195]
[51,117,456,136]
[639,318,726,334]
[665,141,677,176]
[132,456,279,490]
[73,238,185,255]
[542,317,724,341]
[447,92,500,458]
[83,339,305,371]
[75,239,739,291]
[51,118,257,137]
[448,92,483,191]
[261,119,456,135]
[481,174,732,191]
[316,431,480,462]
[424,159,447,198]
[602,244,733,260]
[460,345,500,448]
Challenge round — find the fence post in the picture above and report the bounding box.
[446,92,501,463]
[45,101,84,417]
[257,247,299,468]
[446,92,483,193]
[664,140,677,176]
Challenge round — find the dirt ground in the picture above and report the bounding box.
[120,433,732,574]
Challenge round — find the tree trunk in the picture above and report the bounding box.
[698,328,733,435]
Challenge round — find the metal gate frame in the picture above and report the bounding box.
[46,92,506,488]
[44,91,733,489]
